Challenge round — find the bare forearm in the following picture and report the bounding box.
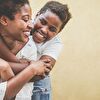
[4,60,47,99]
[0,40,19,62]
[4,65,37,100]
[8,62,29,74]
[0,58,15,81]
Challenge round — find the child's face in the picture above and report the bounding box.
[4,4,32,42]
[32,10,62,43]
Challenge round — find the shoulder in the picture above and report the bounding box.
[39,35,62,48]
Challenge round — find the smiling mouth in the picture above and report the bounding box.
[35,30,47,39]
[24,31,30,36]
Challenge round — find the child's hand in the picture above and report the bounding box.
[40,59,52,74]
[29,60,50,76]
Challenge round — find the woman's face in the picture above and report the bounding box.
[5,4,33,42]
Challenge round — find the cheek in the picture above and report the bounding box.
[48,32,55,39]
[20,21,27,29]
[16,20,27,30]
[34,21,42,29]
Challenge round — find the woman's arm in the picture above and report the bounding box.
[4,60,47,100]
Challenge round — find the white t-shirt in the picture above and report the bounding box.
[0,81,7,100]
[15,35,62,100]
[17,35,63,61]
[35,35,63,60]
[17,36,37,61]
[16,36,37,100]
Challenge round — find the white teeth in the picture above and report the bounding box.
[24,32,30,36]
[38,32,44,38]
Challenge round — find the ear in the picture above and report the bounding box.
[0,16,8,26]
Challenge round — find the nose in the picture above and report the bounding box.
[41,26,48,34]
[27,20,33,29]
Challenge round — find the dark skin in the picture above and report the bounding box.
[0,37,26,63]
[0,10,59,81]
[30,55,56,81]
[0,3,52,100]
[0,39,51,100]
[0,38,19,62]
[0,38,30,75]
[0,38,54,78]
[0,10,62,79]
[0,18,57,82]
[40,55,56,73]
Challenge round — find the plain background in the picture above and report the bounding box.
[29,0,100,100]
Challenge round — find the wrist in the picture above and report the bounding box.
[29,65,37,75]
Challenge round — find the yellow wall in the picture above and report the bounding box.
[29,0,100,100]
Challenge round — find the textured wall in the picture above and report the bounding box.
[29,0,100,100]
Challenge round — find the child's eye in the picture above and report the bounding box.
[49,26,57,32]
[39,18,47,25]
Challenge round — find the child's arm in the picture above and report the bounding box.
[4,60,49,100]
[0,39,32,75]
[39,55,56,71]
[40,36,63,70]
[30,56,54,82]
[0,39,19,62]
[0,39,29,64]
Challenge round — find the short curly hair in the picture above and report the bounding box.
[39,1,72,32]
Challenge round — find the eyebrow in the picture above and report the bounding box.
[40,18,47,24]
[22,15,31,20]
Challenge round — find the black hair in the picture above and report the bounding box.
[39,1,71,32]
[0,0,30,20]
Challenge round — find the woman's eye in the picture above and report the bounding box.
[39,19,47,25]
[22,16,29,22]
[23,19,29,22]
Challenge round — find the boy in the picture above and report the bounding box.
[31,1,71,100]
